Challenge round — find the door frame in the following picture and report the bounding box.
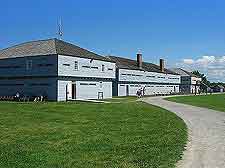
[98,92,103,99]
[126,85,129,96]
[72,83,76,99]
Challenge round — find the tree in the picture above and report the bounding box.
[192,70,210,86]
[192,70,210,92]
[210,82,225,88]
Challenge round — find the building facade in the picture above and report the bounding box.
[170,68,202,94]
[0,39,116,101]
[211,85,224,93]
[109,54,181,96]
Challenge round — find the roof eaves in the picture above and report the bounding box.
[55,39,115,63]
[109,56,179,75]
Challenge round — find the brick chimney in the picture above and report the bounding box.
[137,53,142,69]
[160,59,165,73]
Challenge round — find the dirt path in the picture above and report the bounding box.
[143,96,225,168]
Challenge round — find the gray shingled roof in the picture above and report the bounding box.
[170,68,198,77]
[0,38,113,62]
[108,56,178,75]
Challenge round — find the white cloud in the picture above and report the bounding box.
[208,69,225,77]
[182,56,216,66]
[218,56,225,63]
[195,56,215,65]
[183,59,194,64]
[179,55,225,82]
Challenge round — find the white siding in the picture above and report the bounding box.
[58,55,116,79]
[76,81,112,100]
[57,80,112,101]
[57,80,70,101]
[67,82,73,99]
[118,83,179,96]
[191,77,202,85]
[119,69,181,84]
[190,85,200,94]
[118,84,127,97]
[129,84,141,95]
[116,68,181,96]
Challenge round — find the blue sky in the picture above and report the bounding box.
[1,0,225,81]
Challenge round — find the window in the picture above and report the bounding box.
[108,68,113,71]
[80,83,89,85]
[82,65,90,68]
[74,61,78,70]
[26,60,32,70]
[101,65,105,72]
[80,83,96,86]
[38,64,53,67]
[99,82,103,88]
[91,66,98,69]
[157,76,165,79]
[146,75,155,78]
[63,63,70,66]
[168,77,179,80]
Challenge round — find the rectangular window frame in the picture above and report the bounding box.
[63,63,70,66]
[101,65,105,72]
[74,61,78,70]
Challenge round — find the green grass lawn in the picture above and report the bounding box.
[0,100,187,168]
[166,94,225,112]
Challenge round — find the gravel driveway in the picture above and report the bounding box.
[143,96,225,168]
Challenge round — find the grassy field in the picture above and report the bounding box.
[0,99,187,168]
[166,94,225,112]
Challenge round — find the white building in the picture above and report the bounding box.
[170,68,202,94]
[0,39,116,101]
[109,54,181,96]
